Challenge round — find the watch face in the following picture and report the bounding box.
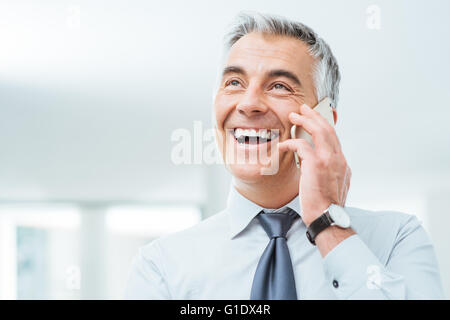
[329,205,351,228]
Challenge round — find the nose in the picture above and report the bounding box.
[236,86,269,117]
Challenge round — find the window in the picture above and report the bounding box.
[0,205,80,299]
[0,203,201,299]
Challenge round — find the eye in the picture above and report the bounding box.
[272,83,291,91]
[226,79,242,87]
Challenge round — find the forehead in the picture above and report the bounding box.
[225,32,314,75]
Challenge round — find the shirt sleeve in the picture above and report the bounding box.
[124,240,172,300]
[322,214,445,299]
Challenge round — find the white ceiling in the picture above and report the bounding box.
[1,0,450,202]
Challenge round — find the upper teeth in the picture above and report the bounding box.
[233,128,279,140]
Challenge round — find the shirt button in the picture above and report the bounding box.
[332,280,339,288]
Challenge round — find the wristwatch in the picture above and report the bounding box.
[306,204,351,245]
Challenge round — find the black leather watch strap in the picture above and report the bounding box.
[306,211,334,245]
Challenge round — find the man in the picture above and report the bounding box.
[125,11,444,299]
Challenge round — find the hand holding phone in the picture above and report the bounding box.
[290,97,335,168]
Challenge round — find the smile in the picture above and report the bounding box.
[232,128,280,145]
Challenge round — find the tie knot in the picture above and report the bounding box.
[257,208,298,239]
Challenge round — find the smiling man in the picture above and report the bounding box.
[125,12,444,299]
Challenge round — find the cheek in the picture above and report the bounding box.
[266,96,302,129]
[266,93,304,108]
[214,93,238,127]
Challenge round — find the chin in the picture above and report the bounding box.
[226,160,284,184]
[220,129,283,178]
[227,163,265,182]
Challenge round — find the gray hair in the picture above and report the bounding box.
[214,11,341,107]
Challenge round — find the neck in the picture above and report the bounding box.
[233,167,300,209]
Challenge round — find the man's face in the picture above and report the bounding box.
[214,32,319,182]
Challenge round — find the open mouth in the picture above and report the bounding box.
[232,128,280,145]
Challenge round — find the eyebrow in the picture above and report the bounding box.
[221,65,302,87]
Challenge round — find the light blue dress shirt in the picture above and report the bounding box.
[125,185,445,299]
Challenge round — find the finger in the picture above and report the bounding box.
[300,103,330,128]
[289,112,334,152]
[300,104,341,152]
[300,103,334,130]
[278,138,315,162]
[300,104,342,150]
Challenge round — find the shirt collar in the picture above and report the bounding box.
[226,184,302,239]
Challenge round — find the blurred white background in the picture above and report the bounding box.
[0,0,449,299]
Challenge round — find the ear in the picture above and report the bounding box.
[332,108,338,125]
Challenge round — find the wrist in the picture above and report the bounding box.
[302,203,330,227]
[305,203,352,246]
[315,226,356,257]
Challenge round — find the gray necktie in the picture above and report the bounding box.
[250,208,299,300]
